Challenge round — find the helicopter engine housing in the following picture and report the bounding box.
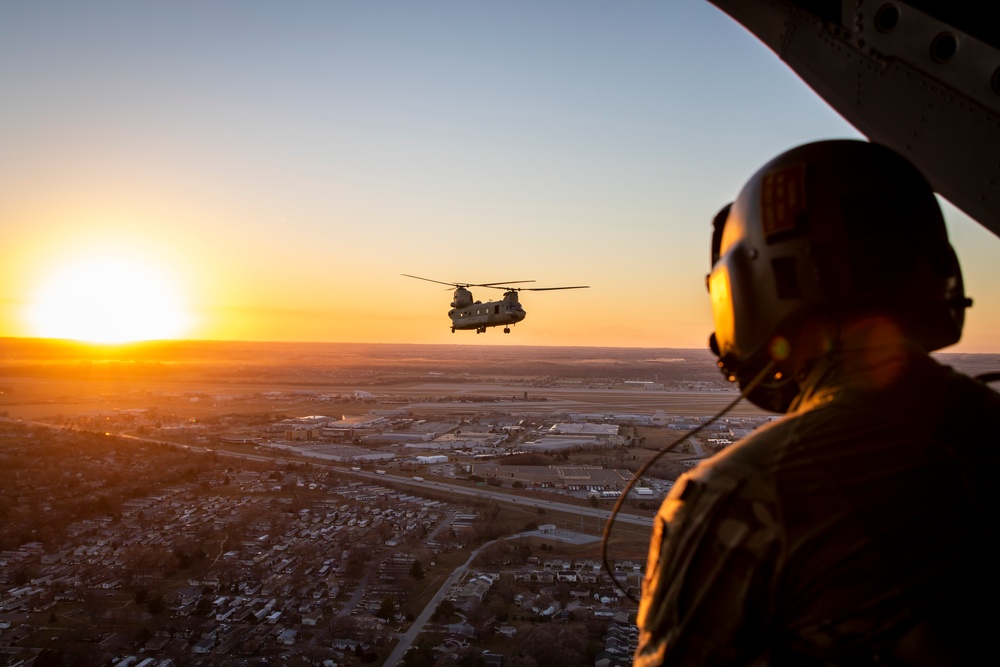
[451,287,473,309]
[502,290,522,308]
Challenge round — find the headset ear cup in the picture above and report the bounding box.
[900,241,970,351]
[743,374,801,413]
[711,204,731,265]
[941,243,971,345]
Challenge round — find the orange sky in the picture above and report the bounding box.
[2,3,998,352]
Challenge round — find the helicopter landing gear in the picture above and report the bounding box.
[476,327,486,334]
[503,327,511,334]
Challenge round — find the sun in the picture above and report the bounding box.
[26,255,192,344]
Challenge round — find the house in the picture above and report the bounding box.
[191,636,215,654]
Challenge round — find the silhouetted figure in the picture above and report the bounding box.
[636,140,1000,666]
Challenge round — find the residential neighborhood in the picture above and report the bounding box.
[0,341,807,666]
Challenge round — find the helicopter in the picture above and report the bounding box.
[403,274,589,334]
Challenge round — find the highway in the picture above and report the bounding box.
[8,418,652,665]
[344,469,654,529]
[6,418,653,530]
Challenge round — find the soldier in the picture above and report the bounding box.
[636,140,1000,666]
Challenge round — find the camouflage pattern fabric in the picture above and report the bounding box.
[635,350,1000,666]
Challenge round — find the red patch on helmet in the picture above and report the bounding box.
[760,163,806,238]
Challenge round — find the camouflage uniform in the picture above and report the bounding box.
[635,349,1000,666]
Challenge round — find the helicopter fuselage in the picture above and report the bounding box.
[448,289,525,334]
[403,275,587,335]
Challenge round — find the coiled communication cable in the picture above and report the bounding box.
[600,360,777,602]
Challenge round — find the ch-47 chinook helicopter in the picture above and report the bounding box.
[402,274,589,334]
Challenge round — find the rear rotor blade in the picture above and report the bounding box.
[472,280,536,288]
[481,284,589,292]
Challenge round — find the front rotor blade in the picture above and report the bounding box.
[401,274,461,287]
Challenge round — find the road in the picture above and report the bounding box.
[7,418,652,530]
[395,384,770,417]
[382,533,527,667]
[7,418,651,664]
[351,470,654,529]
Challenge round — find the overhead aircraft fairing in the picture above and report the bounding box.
[708,0,1000,236]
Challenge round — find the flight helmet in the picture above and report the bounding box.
[708,140,970,412]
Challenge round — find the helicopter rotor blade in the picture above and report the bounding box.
[401,274,472,289]
[522,285,590,291]
[473,280,536,288]
[404,274,538,289]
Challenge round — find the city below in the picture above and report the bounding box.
[2,339,996,667]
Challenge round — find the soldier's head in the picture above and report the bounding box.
[708,140,970,412]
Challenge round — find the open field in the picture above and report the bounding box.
[2,337,997,420]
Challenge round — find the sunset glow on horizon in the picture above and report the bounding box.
[2,2,999,353]
[24,252,192,344]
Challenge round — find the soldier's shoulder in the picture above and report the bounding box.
[693,418,788,479]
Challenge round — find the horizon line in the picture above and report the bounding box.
[1,335,997,356]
